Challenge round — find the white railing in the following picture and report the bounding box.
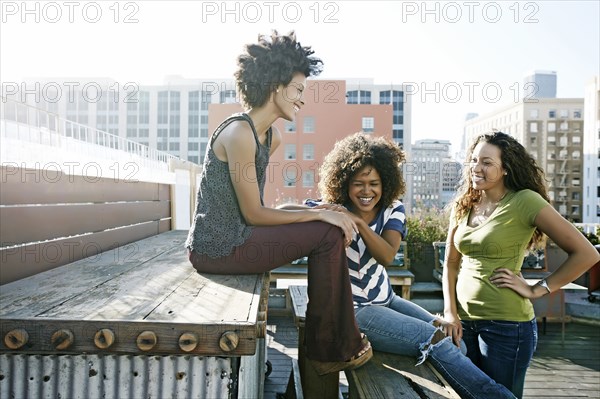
[574,223,599,235]
[0,97,178,168]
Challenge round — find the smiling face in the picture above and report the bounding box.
[469,142,506,191]
[348,166,382,221]
[274,72,306,121]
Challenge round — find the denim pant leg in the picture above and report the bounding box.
[354,296,516,399]
[462,319,538,399]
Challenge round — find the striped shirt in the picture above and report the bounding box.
[305,199,407,307]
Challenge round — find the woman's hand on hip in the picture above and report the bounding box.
[490,268,534,298]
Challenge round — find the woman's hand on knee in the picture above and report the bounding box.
[319,210,358,246]
[439,315,463,347]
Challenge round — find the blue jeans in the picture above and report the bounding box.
[354,295,516,399]
[461,319,537,399]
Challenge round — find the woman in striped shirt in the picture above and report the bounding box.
[312,132,515,399]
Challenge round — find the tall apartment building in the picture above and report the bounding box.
[6,77,409,209]
[343,79,412,149]
[524,70,557,99]
[343,79,413,210]
[464,98,585,222]
[411,139,461,210]
[583,76,600,223]
[209,80,400,207]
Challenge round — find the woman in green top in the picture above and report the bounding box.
[442,131,600,398]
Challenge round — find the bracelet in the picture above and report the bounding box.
[535,278,551,295]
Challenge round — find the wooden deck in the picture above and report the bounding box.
[265,315,600,398]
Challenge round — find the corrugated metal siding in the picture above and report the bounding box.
[0,354,233,398]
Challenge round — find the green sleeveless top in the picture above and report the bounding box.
[185,113,272,258]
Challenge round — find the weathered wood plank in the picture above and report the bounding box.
[0,318,258,356]
[346,352,460,399]
[1,201,171,246]
[0,230,185,317]
[0,220,170,284]
[0,166,168,205]
[146,271,263,324]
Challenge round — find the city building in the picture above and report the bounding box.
[524,70,557,99]
[583,76,600,223]
[209,79,398,207]
[464,98,585,222]
[4,77,410,209]
[410,139,461,210]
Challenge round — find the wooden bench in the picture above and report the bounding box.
[0,166,269,398]
[271,241,415,300]
[286,285,459,399]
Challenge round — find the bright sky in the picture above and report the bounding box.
[1,0,599,153]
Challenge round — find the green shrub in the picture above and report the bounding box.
[406,205,450,261]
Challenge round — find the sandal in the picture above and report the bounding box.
[309,333,373,376]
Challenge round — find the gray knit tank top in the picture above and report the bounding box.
[185,113,272,258]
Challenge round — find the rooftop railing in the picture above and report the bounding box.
[0,97,178,170]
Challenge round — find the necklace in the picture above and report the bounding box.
[474,191,509,217]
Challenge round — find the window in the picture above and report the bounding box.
[572,136,581,144]
[189,142,199,152]
[220,90,237,104]
[285,120,296,132]
[138,128,149,137]
[571,205,580,215]
[529,122,538,133]
[303,171,314,187]
[573,109,582,118]
[573,150,581,160]
[560,109,568,118]
[548,122,556,132]
[560,122,568,131]
[529,109,539,119]
[284,167,298,187]
[303,144,314,160]
[284,144,296,160]
[347,90,358,104]
[362,117,374,133]
[188,155,199,164]
[359,90,371,104]
[393,115,404,124]
[126,128,136,137]
[547,135,556,144]
[548,110,556,118]
[572,178,580,186]
[530,136,537,146]
[303,116,315,133]
[169,142,180,151]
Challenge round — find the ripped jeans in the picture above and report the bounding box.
[354,295,516,399]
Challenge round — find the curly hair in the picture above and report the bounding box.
[234,30,323,109]
[453,131,550,249]
[319,133,406,210]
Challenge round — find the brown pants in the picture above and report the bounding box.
[188,221,363,362]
